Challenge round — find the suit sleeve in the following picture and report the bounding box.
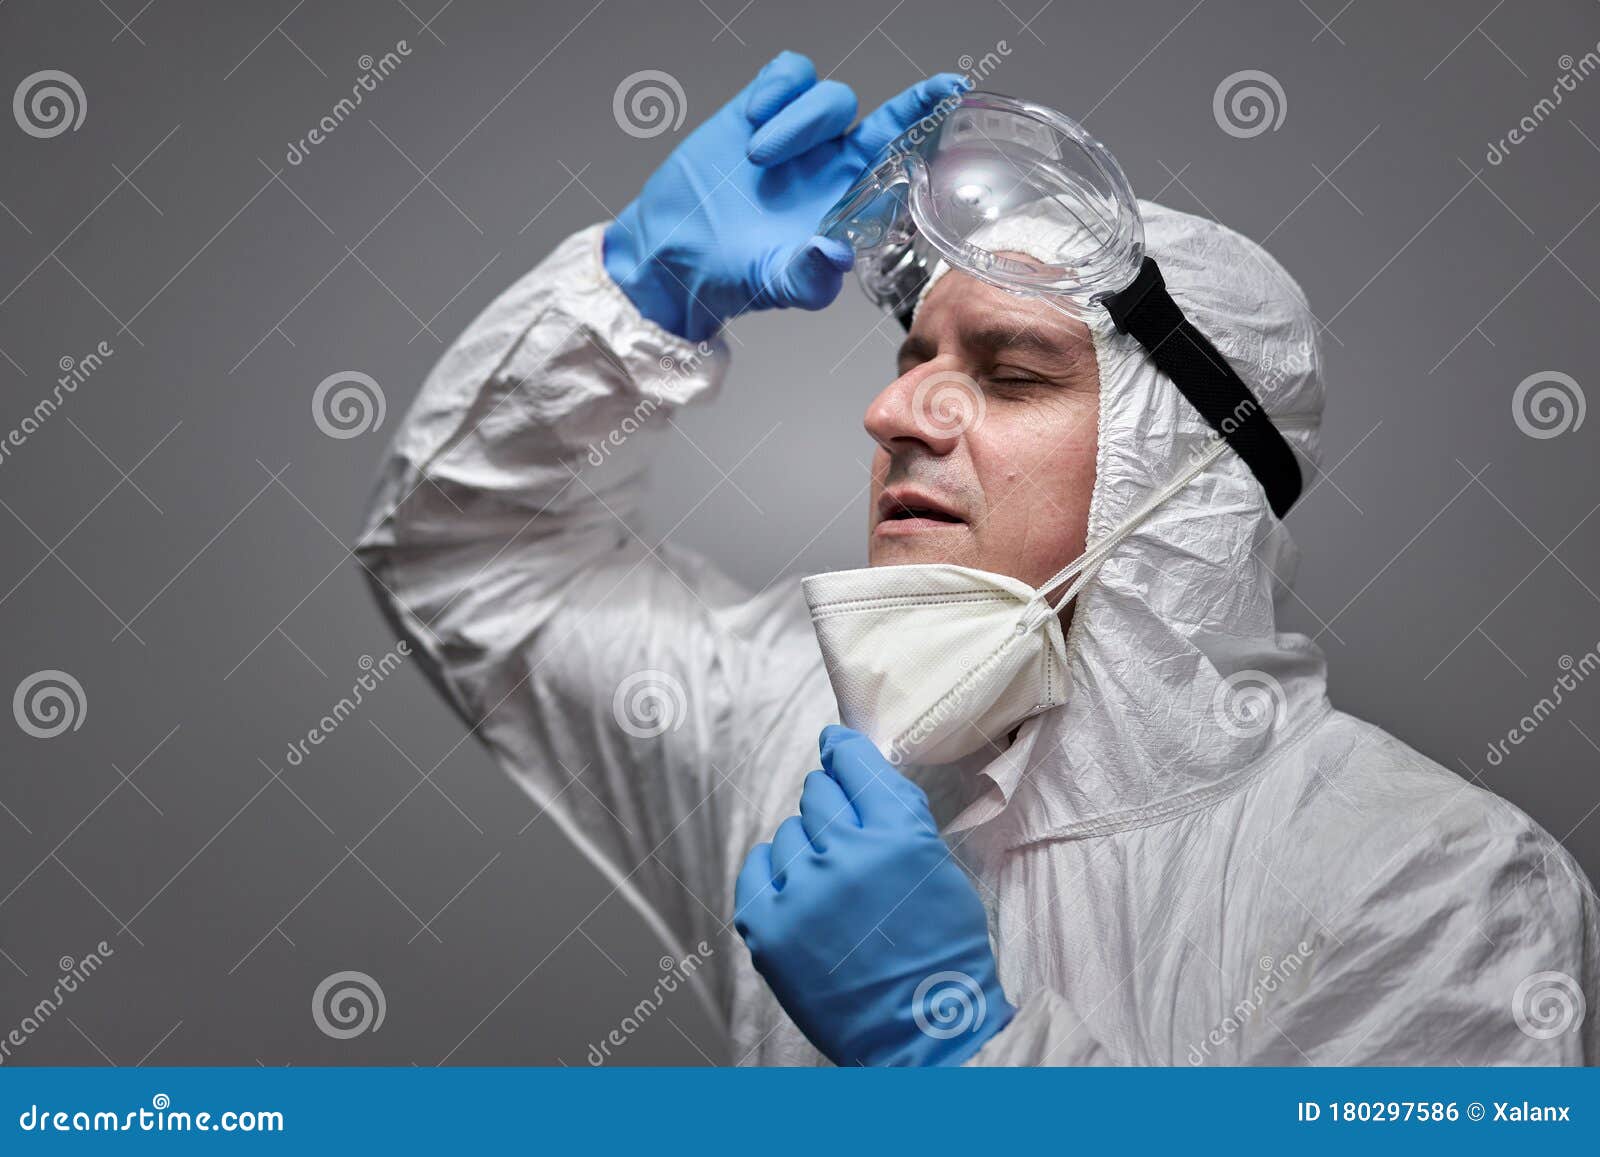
[356,224,822,1027]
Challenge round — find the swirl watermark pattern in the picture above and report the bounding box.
[613,70,687,139]
[911,970,987,1040]
[1211,670,1286,739]
[1213,70,1286,139]
[13,669,86,739]
[311,970,386,1039]
[13,70,86,138]
[612,669,688,738]
[1512,971,1586,1039]
[910,370,986,439]
[1512,370,1585,439]
[312,371,386,439]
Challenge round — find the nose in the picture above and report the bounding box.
[863,361,969,457]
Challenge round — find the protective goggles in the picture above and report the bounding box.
[820,91,1302,518]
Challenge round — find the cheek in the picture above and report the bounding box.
[1045,406,1100,493]
[975,402,1097,492]
[970,402,1099,560]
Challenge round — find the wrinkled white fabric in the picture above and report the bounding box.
[358,212,1599,1066]
[802,562,1073,767]
[801,435,1228,767]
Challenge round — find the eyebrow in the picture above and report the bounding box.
[897,323,1082,365]
[897,334,937,364]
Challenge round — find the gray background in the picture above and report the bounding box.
[1,0,1596,1066]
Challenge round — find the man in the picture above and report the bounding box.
[358,53,1598,1065]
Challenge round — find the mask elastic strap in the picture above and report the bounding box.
[1021,437,1231,626]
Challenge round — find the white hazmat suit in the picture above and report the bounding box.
[358,206,1598,1065]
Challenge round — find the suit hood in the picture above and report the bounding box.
[933,201,1334,847]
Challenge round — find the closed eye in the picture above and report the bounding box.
[986,373,1050,391]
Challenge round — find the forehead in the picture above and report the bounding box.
[905,268,1096,368]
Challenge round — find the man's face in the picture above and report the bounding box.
[864,267,1101,590]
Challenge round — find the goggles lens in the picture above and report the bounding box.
[821,92,1144,318]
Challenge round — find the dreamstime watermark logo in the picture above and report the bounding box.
[585,942,714,1064]
[1184,339,1313,469]
[0,340,113,471]
[1211,670,1286,738]
[1259,338,1315,391]
[1185,395,1262,469]
[1487,44,1600,165]
[911,370,986,439]
[612,669,688,738]
[873,40,1011,169]
[912,970,988,1040]
[311,970,386,1039]
[613,70,687,138]
[1188,941,1315,1064]
[1213,70,1286,139]
[0,941,115,1064]
[886,647,1007,768]
[954,41,1012,88]
[1511,971,1586,1040]
[285,40,411,165]
[16,1094,283,1133]
[283,641,410,767]
[1484,644,1599,767]
[13,669,86,739]
[13,70,85,138]
[584,341,716,468]
[1512,370,1584,439]
[312,370,386,439]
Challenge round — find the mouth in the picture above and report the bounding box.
[874,488,967,536]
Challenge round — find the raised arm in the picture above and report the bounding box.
[355,222,776,1005]
[357,55,969,1026]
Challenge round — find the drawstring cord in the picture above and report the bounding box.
[1016,437,1231,634]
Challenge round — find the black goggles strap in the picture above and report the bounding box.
[1103,257,1302,519]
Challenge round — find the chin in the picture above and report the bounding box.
[867,533,973,569]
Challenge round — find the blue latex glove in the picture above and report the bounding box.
[604,53,968,341]
[734,726,1015,1066]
